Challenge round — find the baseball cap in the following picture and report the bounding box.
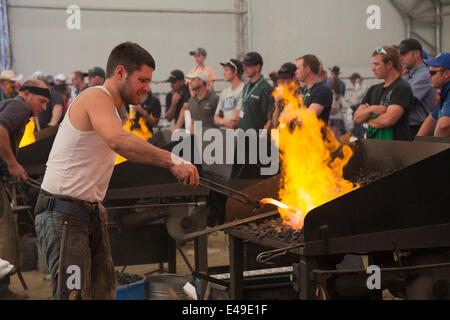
[398,39,422,54]
[54,73,67,82]
[424,52,450,70]
[189,47,207,57]
[220,59,244,75]
[243,52,263,67]
[277,62,297,79]
[87,66,105,79]
[166,69,185,83]
[186,70,209,83]
[329,66,340,76]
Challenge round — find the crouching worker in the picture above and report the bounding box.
[34,42,199,300]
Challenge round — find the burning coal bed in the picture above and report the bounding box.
[232,169,396,245]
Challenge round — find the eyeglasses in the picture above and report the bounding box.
[376,47,388,55]
[429,68,447,76]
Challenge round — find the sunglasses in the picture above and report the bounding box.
[376,47,388,55]
[429,68,447,76]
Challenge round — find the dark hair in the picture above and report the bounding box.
[72,71,85,80]
[106,42,156,78]
[297,54,321,74]
[330,79,341,96]
[372,46,400,70]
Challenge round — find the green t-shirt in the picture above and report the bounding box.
[238,76,274,131]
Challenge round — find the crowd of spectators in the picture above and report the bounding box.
[0,40,449,140]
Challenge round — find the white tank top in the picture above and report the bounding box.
[41,86,119,202]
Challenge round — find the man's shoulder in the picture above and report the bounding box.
[260,78,273,92]
[313,82,333,95]
[0,97,29,113]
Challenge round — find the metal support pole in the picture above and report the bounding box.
[0,0,11,69]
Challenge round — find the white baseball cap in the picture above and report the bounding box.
[186,70,209,83]
[54,73,67,82]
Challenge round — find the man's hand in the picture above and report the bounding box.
[98,203,108,227]
[8,162,28,182]
[0,258,14,279]
[223,119,239,129]
[133,104,147,116]
[169,159,199,187]
[172,92,182,104]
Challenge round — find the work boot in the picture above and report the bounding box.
[0,288,29,300]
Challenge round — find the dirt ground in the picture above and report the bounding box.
[9,231,230,300]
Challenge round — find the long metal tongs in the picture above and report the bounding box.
[199,177,259,207]
[256,242,305,264]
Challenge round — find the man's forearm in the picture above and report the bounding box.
[434,117,450,137]
[0,126,18,167]
[111,131,174,168]
[165,100,179,121]
[417,115,436,136]
[353,107,371,124]
[214,115,224,127]
[48,105,63,126]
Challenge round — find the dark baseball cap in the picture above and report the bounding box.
[398,39,423,54]
[243,52,263,67]
[424,52,450,70]
[166,69,185,83]
[329,66,340,76]
[87,66,105,78]
[189,47,207,57]
[277,62,297,79]
[220,59,244,75]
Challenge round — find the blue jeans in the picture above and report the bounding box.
[34,210,116,300]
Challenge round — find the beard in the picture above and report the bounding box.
[119,77,141,105]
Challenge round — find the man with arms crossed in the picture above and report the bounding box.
[34,42,199,300]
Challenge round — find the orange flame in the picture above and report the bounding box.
[19,119,36,148]
[115,117,152,165]
[270,83,359,230]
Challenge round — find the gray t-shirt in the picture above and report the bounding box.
[188,91,219,128]
[215,82,244,120]
[0,96,32,174]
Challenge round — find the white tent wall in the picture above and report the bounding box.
[7,0,447,95]
[443,14,450,53]
[248,0,406,88]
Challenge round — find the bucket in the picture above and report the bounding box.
[19,235,37,271]
[116,273,147,300]
[146,274,190,300]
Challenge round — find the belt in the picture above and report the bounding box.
[35,189,99,222]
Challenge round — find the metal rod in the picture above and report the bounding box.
[105,201,206,211]
[8,4,246,15]
[182,211,279,241]
[312,261,450,276]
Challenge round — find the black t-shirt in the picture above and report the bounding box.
[301,81,333,123]
[165,84,190,123]
[362,77,413,141]
[141,93,161,133]
[38,88,65,129]
[0,96,32,174]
